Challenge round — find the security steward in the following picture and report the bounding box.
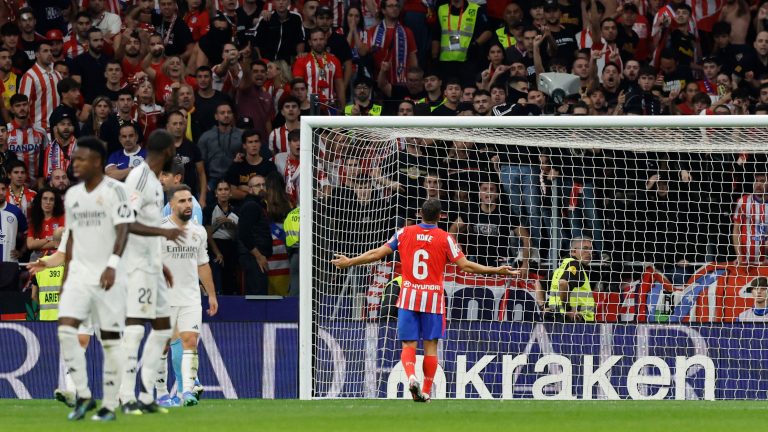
[547,236,596,322]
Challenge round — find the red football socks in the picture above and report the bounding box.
[401,346,416,378]
[422,355,438,395]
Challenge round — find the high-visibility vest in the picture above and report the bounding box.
[438,2,480,62]
[37,265,64,321]
[548,258,595,322]
[344,103,383,116]
[496,27,517,48]
[416,97,446,112]
[284,207,300,248]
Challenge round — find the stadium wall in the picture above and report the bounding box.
[2,322,767,400]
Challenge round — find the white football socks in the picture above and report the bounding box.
[138,328,172,405]
[119,325,145,403]
[155,352,169,398]
[181,350,199,393]
[57,326,92,400]
[100,338,123,411]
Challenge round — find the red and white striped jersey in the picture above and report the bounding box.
[62,32,87,59]
[268,125,294,155]
[7,120,49,185]
[291,52,342,104]
[734,194,768,264]
[387,224,465,314]
[5,186,36,221]
[576,29,593,50]
[273,152,300,203]
[19,63,62,131]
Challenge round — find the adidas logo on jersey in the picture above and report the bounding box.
[192,325,199,330]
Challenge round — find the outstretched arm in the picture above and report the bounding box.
[455,256,519,276]
[331,245,393,269]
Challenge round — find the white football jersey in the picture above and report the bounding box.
[162,216,209,307]
[64,177,135,285]
[124,162,164,273]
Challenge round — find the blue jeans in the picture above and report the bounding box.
[499,164,543,254]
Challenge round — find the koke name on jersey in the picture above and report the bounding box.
[416,234,433,242]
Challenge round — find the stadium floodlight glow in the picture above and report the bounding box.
[300,115,768,401]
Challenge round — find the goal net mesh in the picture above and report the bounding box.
[306,122,768,400]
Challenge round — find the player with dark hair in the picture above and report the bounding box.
[28,136,134,421]
[331,199,518,402]
[118,130,184,415]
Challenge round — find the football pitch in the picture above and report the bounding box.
[0,399,765,432]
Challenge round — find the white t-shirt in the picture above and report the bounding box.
[93,11,122,37]
[162,216,208,306]
[124,161,164,273]
[738,308,768,322]
[63,177,135,285]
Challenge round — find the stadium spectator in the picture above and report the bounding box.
[0,46,18,112]
[253,0,305,62]
[283,206,300,297]
[102,60,126,102]
[292,28,345,110]
[204,179,240,295]
[5,159,36,220]
[100,90,143,155]
[225,129,278,201]
[7,94,48,187]
[344,75,381,116]
[136,80,165,139]
[0,22,32,74]
[88,0,122,37]
[166,110,206,205]
[71,28,111,103]
[546,236,595,322]
[397,99,416,116]
[739,277,768,322]
[39,111,76,188]
[433,0,492,86]
[198,101,244,192]
[184,0,211,41]
[368,1,418,91]
[19,41,61,131]
[49,78,83,138]
[16,8,43,66]
[48,168,70,193]
[194,66,232,137]
[264,60,292,116]
[0,178,27,264]
[449,180,531,272]
[274,129,301,203]
[263,172,294,295]
[431,78,462,116]
[105,123,146,181]
[63,12,91,60]
[26,187,64,261]
[238,174,273,295]
[315,6,353,87]
[81,95,112,139]
[152,0,194,59]
[237,59,274,144]
[733,173,768,265]
[269,96,301,154]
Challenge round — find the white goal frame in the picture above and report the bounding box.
[298,115,768,400]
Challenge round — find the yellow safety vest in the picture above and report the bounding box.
[37,265,64,321]
[2,71,17,109]
[344,103,383,116]
[438,2,479,62]
[495,27,517,48]
[548,258,595,322]
[284,207,300,248]
[416,97,446,112]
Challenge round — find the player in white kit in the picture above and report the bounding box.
[157,184,218,406]
[29,137,134,421]
[118,130,184,415]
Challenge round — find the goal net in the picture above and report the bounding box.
[299,115,768,401]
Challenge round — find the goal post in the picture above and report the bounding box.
[299,115,768,401]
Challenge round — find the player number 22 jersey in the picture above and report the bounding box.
[385,223,464,314]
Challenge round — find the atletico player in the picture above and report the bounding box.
[331,199,518,402]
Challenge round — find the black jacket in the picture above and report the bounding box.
[237,194,273,258]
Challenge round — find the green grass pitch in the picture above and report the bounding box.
[0,399,764,432]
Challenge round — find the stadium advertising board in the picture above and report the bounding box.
[2,322,768,400]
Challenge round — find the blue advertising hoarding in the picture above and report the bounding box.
[1,322,767,400]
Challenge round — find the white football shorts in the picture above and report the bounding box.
[125,269,169,319]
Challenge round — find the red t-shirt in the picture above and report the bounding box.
[28,214,65,256]
[154,72,197,105]
[386,224,465,314]
[185,9,210,41]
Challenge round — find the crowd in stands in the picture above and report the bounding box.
[1,0,768,314]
